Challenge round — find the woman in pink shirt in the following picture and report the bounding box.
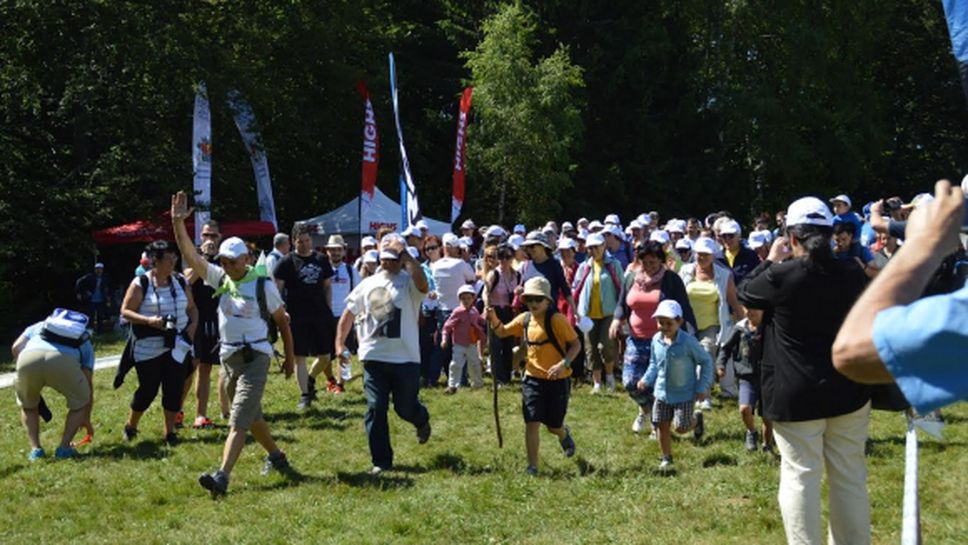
[483,243,520,386]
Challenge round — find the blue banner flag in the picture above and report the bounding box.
[943,0,968,105]
[388,52,423,228]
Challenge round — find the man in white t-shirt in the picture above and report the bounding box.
[326,234,361,382]
[427,233,477,386]
[171,191,296,498]
[335,234,431,475]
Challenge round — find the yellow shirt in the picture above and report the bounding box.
[496,312,577,380]
[725,247,738,268]
[588,260,603,319]
[687,279,720,331]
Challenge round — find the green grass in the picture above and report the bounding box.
[0,358,965,544]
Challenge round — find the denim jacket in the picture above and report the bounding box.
[644,329,714,404]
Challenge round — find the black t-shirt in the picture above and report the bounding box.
[533,258,572,302]
[274,251,334,316]
[738,258,870,422]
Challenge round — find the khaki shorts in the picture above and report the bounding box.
[16,350,90,411]
[222,350,270,430]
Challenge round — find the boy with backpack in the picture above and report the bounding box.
[486,276,581,475]
[716,307,774,452]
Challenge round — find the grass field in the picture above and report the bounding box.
[0,347,965,544]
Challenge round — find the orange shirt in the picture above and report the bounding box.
[495,311,577,380]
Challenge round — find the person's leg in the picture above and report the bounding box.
[598,319,617,386]
[525,422,541,468]
[390,363,430,427]
[363,361,394,468]
[657,421,673,458]
[160,356,186,436]
[220,353,271,475]
[128,357,164,430]
[250,417,281,455]
[773,418,826,545]
[309,355,335,383]
[195,361,212,418]
[217,367,229,419]
[21,409,41,449]
[428,309,451,386]
[447,345,466,390]
[585,328,603,388]
[672,403,697,434]
[824,403,872,545]
[295,355,310,395]
[467,345,483,388]
[219,427,248,476]
[740,405,756,432]
[59,407,87,450]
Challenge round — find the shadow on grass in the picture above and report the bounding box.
[249,468,327,492]
[89,441,169,460]
[866,436,962,457]
[264,409,359,431]
[701,453,738,468]
[422,452,498,476]
[335,470,414,489]
[0,464,25,479]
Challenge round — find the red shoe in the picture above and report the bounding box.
[333,383,345,395]
[71,433,93,448]
[326,378,339,394]
[174,411,185,429]
[193,416,215,429]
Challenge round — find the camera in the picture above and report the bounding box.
[881,197,903,215]
[162,313,177,348]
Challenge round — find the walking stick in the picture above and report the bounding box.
[493,372,503,448]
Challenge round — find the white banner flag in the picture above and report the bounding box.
[388,53,422,228]
[192,81,213,244]
[227,89,278,230]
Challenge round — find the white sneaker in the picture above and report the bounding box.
[658,457,674,470]
[649,428,657,441]
[605,375,617,393]
[632,413,646,433]
[591,383,602,395]
[699,399,713,411]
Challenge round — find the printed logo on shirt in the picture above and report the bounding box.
[298,263,324,285]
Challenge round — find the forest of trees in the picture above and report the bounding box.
[2,0,968,332]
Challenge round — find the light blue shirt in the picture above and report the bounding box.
[644,329,714,404]
[20,322,95,370]
[872,283,968,413]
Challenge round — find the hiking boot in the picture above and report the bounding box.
[199,470,229,498]
[122,425,138,442]
[525,465,538,476]
[174,411,185,429]
[193,416,215,429]
[262,450,291,476]
[165,432,179,447]
[693,411,704,440]
[559,427,576,458]
[416,420,432,444]
[54,446,78,459]
[632,413,647,433]
[28,447,46,461]
[745,430,759,452]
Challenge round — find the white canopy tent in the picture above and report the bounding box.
[299,187,453,249]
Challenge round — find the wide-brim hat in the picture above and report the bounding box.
[522,276,552,301]
[325,234,346,248]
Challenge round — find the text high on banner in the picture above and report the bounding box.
[388,52,422,228]
[451,87,473,224]
[192,81,213,244]
[357,81,380,232]
[226,89,278,230]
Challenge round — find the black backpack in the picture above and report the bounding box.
[521,307,566,358]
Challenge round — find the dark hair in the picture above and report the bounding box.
[291,222,313,239]
[145,240,178,260]
[786,224,834,270]
[833,222,856,238]
[635,240,666,262]
[496,243,514,259]
[202,219,220,232]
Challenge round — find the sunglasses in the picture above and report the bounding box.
[424,245,440,252]
[499,254,513,260]
[484,254,497,259]
[523,295,546,305]
[720,233,737,239]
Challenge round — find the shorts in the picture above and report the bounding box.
[193,321,220,365]
[621,337,654,407]
[222,349,270,430]
[585,316,618,371]
[290,313,335,357]
[652,398,696,431]
[16,350,90,411]
[696,325,720,360]
[738,377,761,413]
[522,375,570,429]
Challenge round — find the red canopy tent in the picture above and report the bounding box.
[93,212,275,246]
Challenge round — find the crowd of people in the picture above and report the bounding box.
[12,182,968,545]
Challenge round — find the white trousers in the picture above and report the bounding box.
[773,402,871,545]
[448,344,483,389]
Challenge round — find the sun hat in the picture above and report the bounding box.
[585,233,606,247]
[363,249,379,264]
[325,234,346,248]
[675,238,693,250]
[442,233,460,247]
[521,231,552,249]
[361,236,378,249]
[557,237,577,251]
[588,220,604,231]
[457,284,477,298]
[604,213,621,225]
[719,220,741,236]
[649,230,670,245]
[507,234,525,250]
[485,225,506,238]
[521,276,552,301]
[829,194,852,208]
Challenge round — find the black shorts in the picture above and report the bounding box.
[193,330,221,365]
[291,313,335,357]
[522,375,570,428]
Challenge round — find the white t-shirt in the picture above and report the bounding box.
[329,261,361,318]
[345,269,425,364]
[204,265,284,358]
[131,272,190,362]
[430,257,476,311]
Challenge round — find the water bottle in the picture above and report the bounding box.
[340,349,353,381]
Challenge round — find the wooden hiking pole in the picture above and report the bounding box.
[493,373,503,448]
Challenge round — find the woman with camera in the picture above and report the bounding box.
[120,240,198,445]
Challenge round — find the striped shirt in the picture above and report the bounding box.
[131,272,189,362]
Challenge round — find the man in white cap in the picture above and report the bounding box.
[266,232,290,279]
[716,219,761,285]
[747,230,770,261]
[402,225,424,252]
[75,262,113,333]
[170,192,296,498]
[513,223,527,236]
[274,224,339,407]
[335,234,432,475]
[326,235,361,385]
[604,214,621,226]
[354,235,379,274]
[428,232,477,386]
[829,194,863,240]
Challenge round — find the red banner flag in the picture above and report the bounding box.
[451,87,473,223]
[357,81,379,215]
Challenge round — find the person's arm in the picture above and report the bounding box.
[271,305,295,378]
[833,179,965,383]
[695,338,715,398]
[869,200,890,235]
[324,277,333,311]
[441,311,458,347]
[11,332,29,360]
[485,307,521,338]
[546,317,580,380]
[725,274,745,320]
[715,327,738,375]
[640,340,659,388]
[334,308,355,359]
[183,283,198,341]
[170,192,208,278]
[120,281,163,329]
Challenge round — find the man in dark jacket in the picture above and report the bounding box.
[75,263,113,332]
[716,220,761,285]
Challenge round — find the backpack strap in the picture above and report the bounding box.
[522,311,565,358]
[573,262,593,298]
[257,277,270,325]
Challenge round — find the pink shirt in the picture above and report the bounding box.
[627,283,661,340]
[487,269,517,308]
[442,305,486,347]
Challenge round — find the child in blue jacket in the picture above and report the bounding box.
[639,299,714,470]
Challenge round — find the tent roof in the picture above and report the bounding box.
[93,213,275,246]
[300,187,452,236]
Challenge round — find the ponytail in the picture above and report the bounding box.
[787,224,834,270]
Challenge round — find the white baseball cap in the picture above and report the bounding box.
[748,231,769,249]
[629,219,643,230]
[401,225,421,238]
[693,237,718,255]
[667,219,686,234]
[557,237,577,251]
[719,220,741,236]
[513,224,526,235]
[588,220,604,231]
[561,221,575,233]
[363,249,379,264]
[585,233,606,247]
[406,246,420,259]
[459,236,474,249]
[485,225,506,238]
[605,224,625,238]
[576,217,589,227]
[652,299,683,319]
[461,219,477,230]
[94,262,105,269]
[604,213,621,225]
[787,197,834,227]
[457,284,477,297]
[507,234,525,250]
[218,237,248,259]
[576,228,589,241]
[675,238,693,250]
[636,213,652,226]
[361,236,378,248]
[442,233,460,247]
[829,194,852,208]
[379,248,401,260]
[543,221,558,233]
[649,230,670,245]
[416,219,429,230]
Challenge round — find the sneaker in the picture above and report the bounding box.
[28,447,46,461]
[332,382,345,395]
[296,395,312,411]
[198,470,229,497]
[369,465,388,475]
[605,375,616,393]
[326,377,339,394]
[693,411,704,440]
[745,430,759,452]
[658,456,674,470]
[416,420,432,444]
[54,446,78,459]
[262,450,291,476]
[443,386,457,395]
[559,427,576,458]
[632,413,647,433]
[525,464,538,476]
[193,416,215,429]
[649,428,658,441]
[591,383,602,395]
[699,398,713,411]
[165,432,179,447]
[174,411,185,429]
[763,442,775,454]
[122,425,138,442]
